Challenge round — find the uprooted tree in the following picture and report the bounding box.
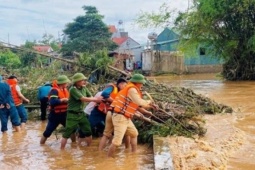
[136,0,255,80]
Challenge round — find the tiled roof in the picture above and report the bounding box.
[108,25,117,33]
[112,37,128,45]
[33,45,52,53]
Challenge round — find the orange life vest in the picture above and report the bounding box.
[6,79,22,106]
[111,82,142,118]
[49,80,69,113]
[97,84,118,114]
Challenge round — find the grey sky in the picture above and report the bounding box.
[0,0,189,45]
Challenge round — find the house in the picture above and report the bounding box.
[33,45,53,53]
[33,45,54,65]
[108,23,143,70]
[153,27,222,73]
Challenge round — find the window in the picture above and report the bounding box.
[200,48,206,56]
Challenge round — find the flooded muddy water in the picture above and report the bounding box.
[153,74,255,169]
[1,73,255,170]
[0,121,153,170]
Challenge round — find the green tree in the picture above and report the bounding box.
[0,49,21,69]
[176,0,255,80]
[39,33,60,51]
[19,40,37,67]
[135,3,173,28]
[174,0,255,80]
[136,0,255,80]
[19,40,46,68]
[61,6,117,55]
[39,33,54,45]
[23,40,37,49]
[77,48,113,83]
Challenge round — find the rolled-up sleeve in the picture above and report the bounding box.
[127,88,151,107]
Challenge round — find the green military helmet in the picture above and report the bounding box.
[72,73,87,83]
[129,74,146,84]
[57,75,70,84]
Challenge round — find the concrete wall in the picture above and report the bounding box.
[142,50,222,74]
[185,64,222,73]
[152,51,184,74]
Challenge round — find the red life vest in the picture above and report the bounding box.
[111,82,142,118]
[6,79,22,106]
[49,80,69,113]
[97,84,118,114]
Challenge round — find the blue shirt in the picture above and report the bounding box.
[101,86,114,99]
[38,85,52,100]
[0,82,15,107]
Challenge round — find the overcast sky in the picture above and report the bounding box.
[0,0,189,46]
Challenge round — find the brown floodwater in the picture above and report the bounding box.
[152,73,255,169]
[1,73,255,170]
[0,120,153,170]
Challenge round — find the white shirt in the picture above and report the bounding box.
[84,91,102,115]
[16,85,21,92]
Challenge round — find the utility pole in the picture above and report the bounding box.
[8,33,10,46]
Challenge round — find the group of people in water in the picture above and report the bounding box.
[0,75,30,133]
[0,72,158,157]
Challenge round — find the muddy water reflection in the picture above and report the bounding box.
[0,121,153,170]
[153,73,255,169]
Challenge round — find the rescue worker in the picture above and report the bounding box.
[37,81,52,121]
[60,73,103,149]
[107,74,158,157]
[97,78,128,150]
[6,75,30,129]
[89,78,127,137]
[0,75,21,133]
[40,75,73,144]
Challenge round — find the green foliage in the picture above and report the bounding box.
[50,42,60,51]
[135,3,173,28]
[17,40,53,68]
[135,118,202,145]
[39,33,54,45]
[19,51,37,67]
[61,5,117,55]
[39,33,60,51]
[175,0,255,80]
[18,41,38,67]
[9,61,67,104]
[77,49,113,83]
[136,0,255,80]
[19,51,50,68]
[23,40,37,49]
[78,49,113,69]
[0,49,21,68]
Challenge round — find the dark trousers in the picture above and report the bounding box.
[40,97,49,120]
[0,106,21,132]
[89,107,106,137]
[43,112,67,138]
